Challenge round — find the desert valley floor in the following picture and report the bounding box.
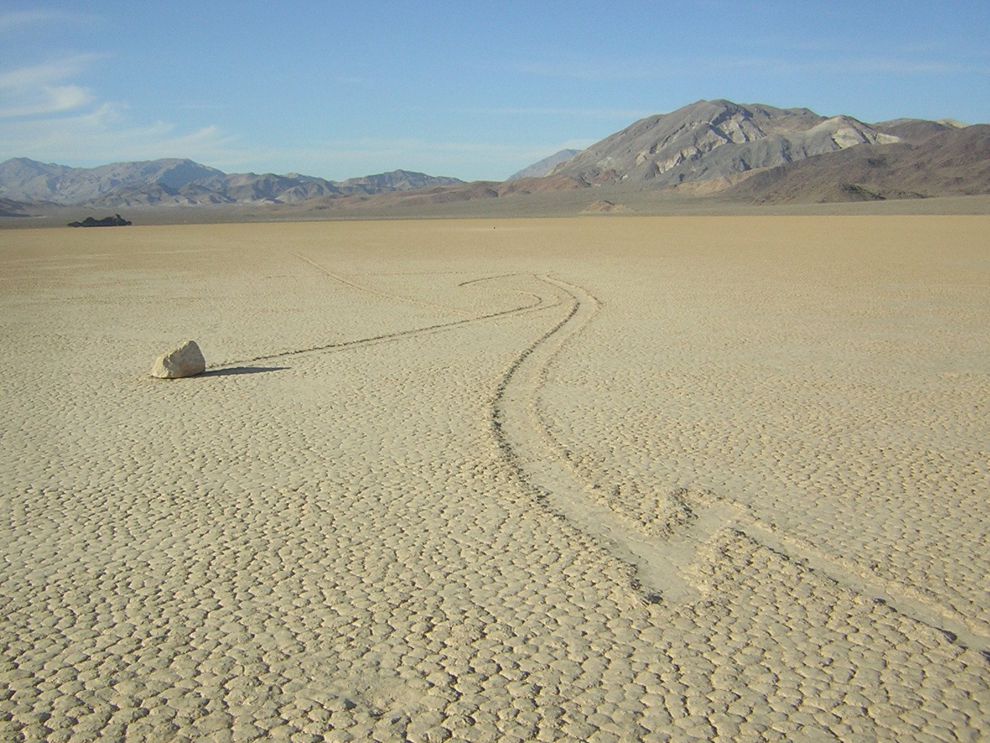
[1,216,988,741]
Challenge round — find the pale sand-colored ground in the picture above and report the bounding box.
[1,217,988,741]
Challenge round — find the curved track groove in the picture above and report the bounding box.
[292,252,475,317]
[212,272,557,370]
[492,274,990,657]
[458,272,523,288]
[491,275,698,603]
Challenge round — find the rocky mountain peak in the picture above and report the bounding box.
[550,99,901,189]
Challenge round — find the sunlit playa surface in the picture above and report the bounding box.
[1,217,988,740]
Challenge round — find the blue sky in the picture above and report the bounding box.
[2,1,988,181]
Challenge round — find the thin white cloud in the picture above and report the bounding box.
[333,74,366,85]
[516,53,990,81]
[0,9,79,32]
[0,51,246,168]
[707,56,990,76]
[240,137,597,180]
[457,106,652,120]
[1,109,587,179]
[270,138,546,167]
[845,58,990,75]
[0,84,94,119]
[175,102,228,111]
[0,54,105,90]
[512,60,666,82]
[0,98,243,167]
[0,54,109,120]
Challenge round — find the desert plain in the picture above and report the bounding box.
[1,215,988,741]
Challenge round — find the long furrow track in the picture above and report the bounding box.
[206,259,988,658]
[490,273,990,659]
[211,258,555,370]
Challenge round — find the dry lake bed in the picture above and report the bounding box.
[1,216,988,741]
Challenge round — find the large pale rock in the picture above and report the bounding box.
[151,340,206,379]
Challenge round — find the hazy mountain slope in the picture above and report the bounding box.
[0,158,225,204]
[550,99,899,188]
[0,158,75,201]
[0,197,34,217]
[724,125,990,203]
[0,158,463,206]
[507,149,582,181]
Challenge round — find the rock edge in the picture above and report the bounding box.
[151,340,206,379]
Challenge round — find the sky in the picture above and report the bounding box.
[1,1,988,181]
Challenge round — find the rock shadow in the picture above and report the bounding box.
[201,366,289,378]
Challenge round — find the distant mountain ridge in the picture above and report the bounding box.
[2,98,986,213]
[0,157,464,206]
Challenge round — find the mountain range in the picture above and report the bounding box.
[725,123,990,203]
[2,99,988,215]
[0,158,464,207]
[511,100,987,204]
[550,100,899,189]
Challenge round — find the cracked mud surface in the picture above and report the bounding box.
[2,217,988,740]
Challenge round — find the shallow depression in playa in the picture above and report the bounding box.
[1,217,988,741]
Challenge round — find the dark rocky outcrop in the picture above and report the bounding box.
[68,214,132,228]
